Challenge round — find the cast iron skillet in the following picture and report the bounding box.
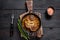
[21,13,41,32]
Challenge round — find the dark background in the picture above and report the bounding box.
[0,0,60,40]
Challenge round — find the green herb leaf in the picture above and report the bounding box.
[17,19,29,40]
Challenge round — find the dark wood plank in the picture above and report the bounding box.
[0,0,60,9]
[41,28,60,40]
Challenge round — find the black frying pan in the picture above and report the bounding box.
[21,13,41,32]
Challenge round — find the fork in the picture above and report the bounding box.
[10,13,14,37]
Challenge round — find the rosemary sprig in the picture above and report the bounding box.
[17,19,29,40]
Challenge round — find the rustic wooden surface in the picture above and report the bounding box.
[0,0,60,40]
